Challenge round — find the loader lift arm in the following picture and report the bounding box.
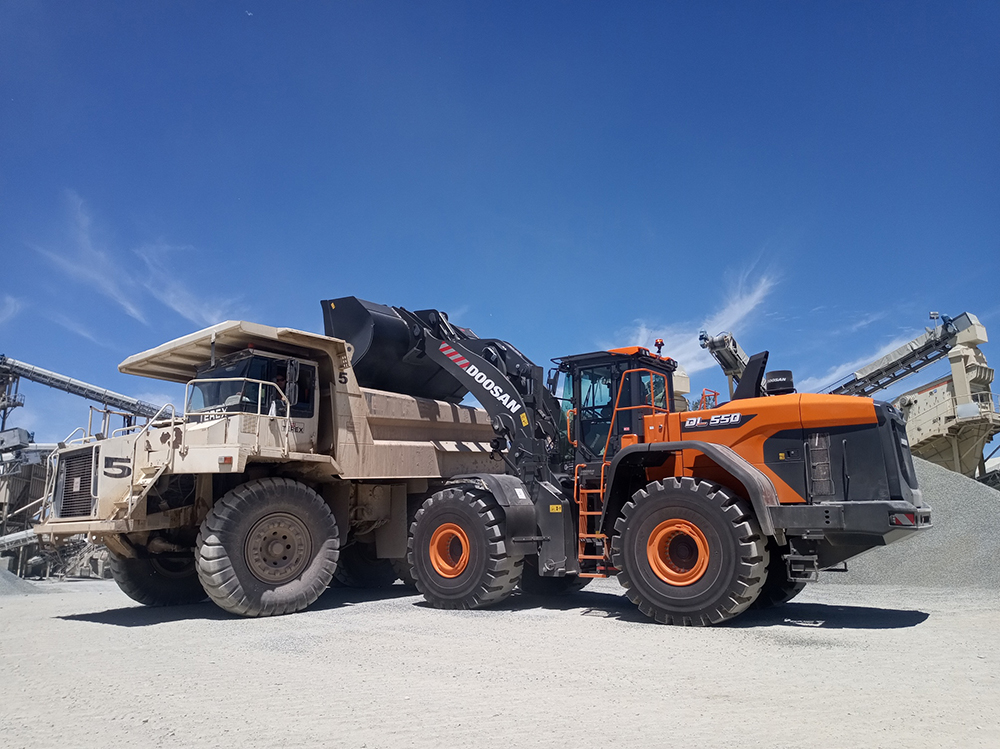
[389,306,566,484]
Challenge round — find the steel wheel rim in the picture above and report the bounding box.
[646,519,710,585]
[429,523,470,578]
[245,512,313,584]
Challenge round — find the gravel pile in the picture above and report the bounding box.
[823,457,1000,588]
[0,568,41,596]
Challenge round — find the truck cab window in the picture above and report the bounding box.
[290,364,316,418]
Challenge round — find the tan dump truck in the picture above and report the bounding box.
[34,319,504,616]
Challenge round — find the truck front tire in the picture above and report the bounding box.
[110,552,207,606]
[196,478,340,617]
[612,478,768,626]
[408,486,523,609]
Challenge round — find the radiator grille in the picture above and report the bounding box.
[57,448,97,518]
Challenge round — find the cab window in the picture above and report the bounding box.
[578,365,615,457]
[290,364,316,418]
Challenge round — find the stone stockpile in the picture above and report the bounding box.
[823,458,1000,588]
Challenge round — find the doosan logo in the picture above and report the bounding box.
[464,364,523,415]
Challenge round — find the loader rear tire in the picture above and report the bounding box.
[196,478,339,617]
[408,486,523,609]
[110,552,206,607]
[612,478,768,626]
[751,542,806,609]
[518,555,592,596]
[333,541,398,588]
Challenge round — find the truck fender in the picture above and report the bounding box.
[599,441,780,539]
[450,473,538,556]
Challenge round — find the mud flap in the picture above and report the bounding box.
[451,473,538,556]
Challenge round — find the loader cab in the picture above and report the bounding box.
[557,348,676,465]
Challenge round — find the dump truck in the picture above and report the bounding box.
[34,298,931,624]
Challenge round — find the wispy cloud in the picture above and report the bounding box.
[616,274,777,375]
[796,334,915,393]
[847,311,887,333]
[136,242,242,327]
[0,295,22,325]
[33,191,147,323]
[46,312,117,349]
[30,192,242,330]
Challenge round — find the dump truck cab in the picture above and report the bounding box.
[184,348,321,455]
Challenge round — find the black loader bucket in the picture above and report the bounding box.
[321,297,469,403]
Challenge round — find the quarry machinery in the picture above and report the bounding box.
[34,299,930,625]
[1,355,163,573]
[826,313,1000,480]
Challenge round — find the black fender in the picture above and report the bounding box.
[450,473,538,556]
[599,441,780,539]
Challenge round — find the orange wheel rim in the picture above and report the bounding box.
[646,519,710,585]
[429,523,470,578]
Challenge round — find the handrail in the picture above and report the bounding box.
[601,368,672,459]
[181,376,292,456]
[125,402,177,520]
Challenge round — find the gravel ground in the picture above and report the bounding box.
[1,578,998,749]
[2,456,997,748]
[0,569,40,596]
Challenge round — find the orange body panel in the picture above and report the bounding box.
[640,394,878,505]
[799,393,877,428]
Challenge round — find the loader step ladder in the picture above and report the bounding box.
[575,462,613,577]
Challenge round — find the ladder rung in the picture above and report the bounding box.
[579,510,602,516]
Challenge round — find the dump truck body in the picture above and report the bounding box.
[35,320,499,554]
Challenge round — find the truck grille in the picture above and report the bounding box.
[57,448,97,518]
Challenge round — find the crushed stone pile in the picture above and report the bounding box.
[0,568,42,596]
[823,457,1000,588]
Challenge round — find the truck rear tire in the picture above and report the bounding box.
[751,542,806,609]
[110,552,206,606]
[612,478,768,626]
[196,478,340,617]
[518,555,592,596]
[408,486,523,609]
[333,541,398,588]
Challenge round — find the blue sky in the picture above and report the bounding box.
[1,2,998,453]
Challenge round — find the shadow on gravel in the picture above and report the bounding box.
[413,590,929,629]
[57,584,418,626]
[733,602,930,630]
[412,588,651,623]
[57,601,230,626]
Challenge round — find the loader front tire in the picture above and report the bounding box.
[612,478,768,626]
[196,478,339,617]
[408,486,523,609]
[110,552,206,606]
